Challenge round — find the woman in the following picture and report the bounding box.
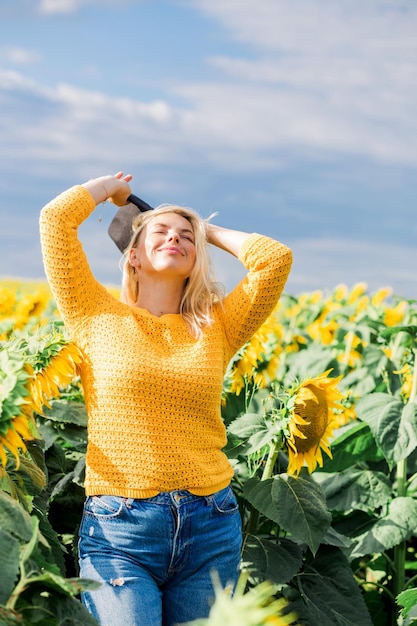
[39,171,292,626]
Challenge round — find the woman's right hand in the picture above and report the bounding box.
[82,172,133,206]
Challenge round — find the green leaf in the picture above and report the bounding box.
[52,423,88,449]
[228,413,265,438]
[18,586,100,625]
[20,516,40,566]
[242,534,303,585]
[50,470,75,500]
[42,441,66,475]
[286,345,339,380]
[350,496,417,559]
[223,432,247,459]
[227,413,276,456]
[21,571,100,596]
[8,456,47,496]
[0,606,23,625]
[332,509,376,543]
[362,588,390,626]
[73,455,86,486]
[294,546,373,626]
[35,510,67,575]
[42,401,87,426]
[0,491,33,543]
[37,421,59,450]
[340,367,377,397]
[272,474,332,555]
[243,474,332,555]
[408,472,417,496]
[243,478,278,522]
[319,422,385,473]
[321,526,353,550]
[322,469,392,512]
[381,325,417,340]
[25,439,47,476]
[397,588,417,618]
[0,528,20,604]
[356,393,417,465]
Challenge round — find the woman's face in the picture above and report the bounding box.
[129,212,196,281]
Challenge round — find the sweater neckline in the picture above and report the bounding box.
[131,305,182,322]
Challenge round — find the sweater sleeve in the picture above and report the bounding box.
[39,185,112,335]
[219,233,292,354]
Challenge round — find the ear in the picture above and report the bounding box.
[129,248,141,269]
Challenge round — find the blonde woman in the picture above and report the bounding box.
[39,171,292,626]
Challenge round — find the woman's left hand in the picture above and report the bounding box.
[82,172,133,206]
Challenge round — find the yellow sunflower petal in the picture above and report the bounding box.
[285,371,342,475]
[13,415,35,441]
[0,443,7,467]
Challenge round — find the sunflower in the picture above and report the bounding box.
[0,334,82,467]
[285,371,345,475]
[347,282,368,303]
[371,286,392,306]
[0,415,35,467]
[383,300,407,327]
[393,363,414,401]
[306,318,338,345]
[190,574,299,626]
[0,349,37,467]
[26,342,82,414]
[226,311,284,395]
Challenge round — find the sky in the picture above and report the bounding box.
[0,0,416,298]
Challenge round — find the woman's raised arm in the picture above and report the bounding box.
[206,223,253,258]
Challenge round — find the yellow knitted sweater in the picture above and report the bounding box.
[40,186,292,498]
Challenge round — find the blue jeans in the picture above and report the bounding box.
[78,487,242,626]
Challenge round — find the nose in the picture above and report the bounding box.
[167,231,180,243]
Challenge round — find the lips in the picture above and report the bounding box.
[159,247,183,255]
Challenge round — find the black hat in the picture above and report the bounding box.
[108,194,154,252]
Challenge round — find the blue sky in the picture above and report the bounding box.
[0,0,416,297]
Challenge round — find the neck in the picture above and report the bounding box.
[135,275,186,317]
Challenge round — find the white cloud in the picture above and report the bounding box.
[183,0,417,165]
[285,236,417,298]
[0,46,41,65]
[0,70,182,179]
[1,0,416,180]
[38,0,77,14]
[0,0,414,298]
[174,79,417,166]
[1,62,415,223]
[193,0,417,55]
[37,0,131,15]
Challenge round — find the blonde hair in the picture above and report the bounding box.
[121,205,224,338]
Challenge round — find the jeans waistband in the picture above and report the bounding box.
[123,487,229,508]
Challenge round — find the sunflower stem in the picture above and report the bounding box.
[246,439,281,536]
[409,349,417,403]
[391,348,417,623]
[235,569,249,597]
[341,330,354,372]
[392,458,407,597]
[246,507,260,536]
[6,563,28,610]
[261,438,281,481]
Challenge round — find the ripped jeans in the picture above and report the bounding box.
[78,487,242,626]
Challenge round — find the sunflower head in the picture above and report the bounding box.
[285,370,344,475]
[195,572,299,626]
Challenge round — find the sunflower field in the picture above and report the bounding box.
[1,279,417,626]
